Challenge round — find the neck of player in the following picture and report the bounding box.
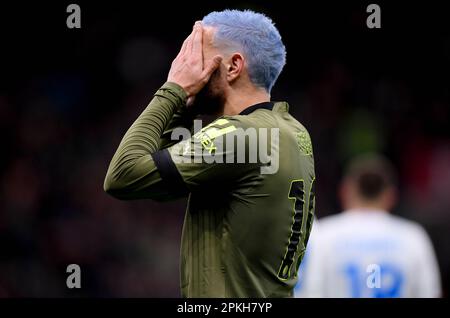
[222,83,271,116]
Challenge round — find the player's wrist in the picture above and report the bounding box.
[166,80,196,98]
[160,82,189,110]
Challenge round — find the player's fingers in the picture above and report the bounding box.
[201,55,222,82]
[192,22,203,57]
[186,23,198,54]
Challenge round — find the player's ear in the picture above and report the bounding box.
[226,53,245,83]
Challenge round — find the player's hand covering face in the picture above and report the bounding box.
[167,21,223,106]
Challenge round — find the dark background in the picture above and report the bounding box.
[0,1,449,297]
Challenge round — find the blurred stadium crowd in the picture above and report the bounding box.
[0,2,449,297]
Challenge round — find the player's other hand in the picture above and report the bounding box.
[167,21,222,105]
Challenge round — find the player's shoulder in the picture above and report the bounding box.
[317,213,348,227]
[313,213,350,237]
[195,116,264,148]
[224,112,276,130]
[205,102,312,144]
[386,214,431,241]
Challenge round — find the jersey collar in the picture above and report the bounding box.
[239,102,274,115]
[239,102,290,115]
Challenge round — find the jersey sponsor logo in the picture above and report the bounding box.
[296,128,313,156]
[195,125,237,154]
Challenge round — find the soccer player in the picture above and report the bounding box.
[296,154,441,298]
[104,10,316,297]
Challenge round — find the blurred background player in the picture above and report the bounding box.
[295,154,441,298]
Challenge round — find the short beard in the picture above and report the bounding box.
[192,69,225,116]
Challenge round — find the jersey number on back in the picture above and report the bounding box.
[278,179,315,280]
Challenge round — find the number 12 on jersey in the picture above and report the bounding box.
[278,178,315,280]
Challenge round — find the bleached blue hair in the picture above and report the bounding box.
[202,9,286,92]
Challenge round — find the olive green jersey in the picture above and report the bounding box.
[104,82,316,298]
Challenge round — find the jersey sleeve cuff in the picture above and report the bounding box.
[156,82,188,112]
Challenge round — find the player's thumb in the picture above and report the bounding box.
[201,55,222,82]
